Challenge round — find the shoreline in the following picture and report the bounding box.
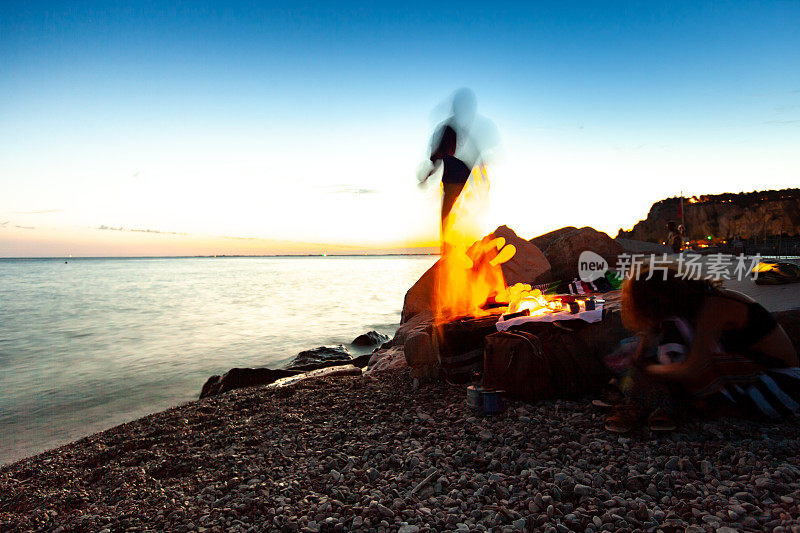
[2,272,797,465]
[2,370,799,531]
[2,250,800,529]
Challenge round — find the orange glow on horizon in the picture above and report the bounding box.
[0,226,441,258]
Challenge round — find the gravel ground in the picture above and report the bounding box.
[1,370,799,532]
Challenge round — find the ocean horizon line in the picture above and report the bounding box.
[0,252,440,260]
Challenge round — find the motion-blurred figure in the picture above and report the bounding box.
[419,88,499,237]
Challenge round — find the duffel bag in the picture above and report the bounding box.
[483,323,610,401]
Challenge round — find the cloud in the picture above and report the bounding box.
[762,119,800,125]
[319,185,379,195]
[96,225,187,235]
[15,225,35,230]
[0,220,8,227]
[13,209,64,214]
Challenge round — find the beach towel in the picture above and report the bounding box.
[752,260,800,285]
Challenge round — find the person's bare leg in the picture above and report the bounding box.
[441,182,466,253]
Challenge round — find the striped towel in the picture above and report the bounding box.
[657,317,800,418]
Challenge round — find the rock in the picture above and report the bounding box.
[365,346,407,373]
[400,226,550,323]
[574,484,592,497]
[394,309,435,344]
[351,331,390,346]
[487,225,552,286]
[402,262,439,323]
[404,331,437,367]
[349,353,374,368]
[398,526,420,533]
[392,312,440,378]
[665,457,680,471]
[289,345,352,368]
[375,503,394,518]
[200,367,301,398]
[531,226,623,282]
[200,349,374,398]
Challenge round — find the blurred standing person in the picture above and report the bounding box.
[418,89,499,242]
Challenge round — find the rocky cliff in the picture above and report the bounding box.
[617,189,800,242]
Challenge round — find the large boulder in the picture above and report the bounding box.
[531,226,623,282]
[366,346,408,373]
[351,330,390,346]
[404,330,437,367]
[490,225,552,286]
[401,226,551,323]
[289,345,352,368]
[390,310,440,378]
[393,310,435,348]
[402,263,438,323]
[530,226,581,251]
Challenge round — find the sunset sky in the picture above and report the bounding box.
[2,2,799,256]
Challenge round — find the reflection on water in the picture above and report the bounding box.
[0,256,435,465]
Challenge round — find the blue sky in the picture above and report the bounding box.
[1,1,798,255]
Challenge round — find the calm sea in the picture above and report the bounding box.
[0,256,436,465]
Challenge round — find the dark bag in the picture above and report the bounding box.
[437,315,500,384]
[483,320,611,401]
[483,330,548,401]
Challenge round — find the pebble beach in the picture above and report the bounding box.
[2,369,799,532]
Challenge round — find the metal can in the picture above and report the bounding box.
[466,385,484,410]
[482,389,505,414]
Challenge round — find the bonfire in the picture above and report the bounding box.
[434,165,562,324]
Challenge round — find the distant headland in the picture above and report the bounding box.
[617,188,800,249]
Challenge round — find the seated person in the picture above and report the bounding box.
[605,266,798,433]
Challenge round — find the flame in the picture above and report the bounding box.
[434,166,507,322]
[433,165,561,323]
[504,283,561,317]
